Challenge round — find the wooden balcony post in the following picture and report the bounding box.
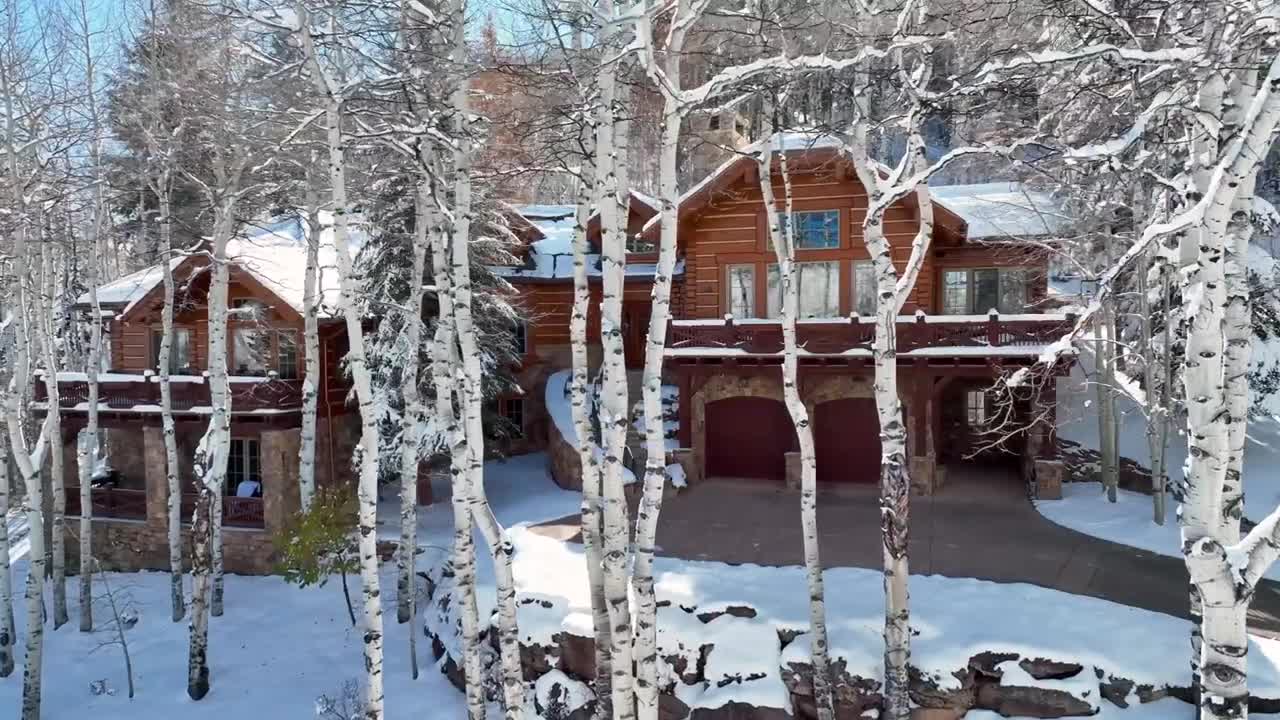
[143,425,169,528]
[987,309,1001,346]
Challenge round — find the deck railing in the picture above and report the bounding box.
[666,312,1075,356]
[64,486,149,520]
[64,486,264,528]
[34,374,304,413]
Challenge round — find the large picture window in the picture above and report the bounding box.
[726,264,756,318]
[150,327,193,373]
[233,328,269,375]
[782,210,841,249]
[276,331,299,379]
[941,268,1028,315]
[852,261,876,316]
[767,261,841,319]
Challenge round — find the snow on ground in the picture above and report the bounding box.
[377,451,582,573]
[1049,338,1280,561]
[474,527,1280,714]
[0,561,466,720]
[543,370,638,483]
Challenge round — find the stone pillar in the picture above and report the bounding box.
[784,451,801,490]
[143,425,168,527]
[1035,459,1065,500]
[671,447,699,488]
[910,372,939,495]
[261,427,302,533]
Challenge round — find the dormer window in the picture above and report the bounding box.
[782,210,841,249]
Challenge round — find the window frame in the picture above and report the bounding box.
[767,260,842,319]
[939,267,1030,315]
[150,326,194,374]
[852,260,876,317]
[499,397,526,438]
[513,319,530,356]
[227,437,262,493]
[275,330,299,379]
[723,263,758,319]
[965,389,988,427]
[784,210,842,250]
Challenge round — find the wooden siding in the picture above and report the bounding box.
[680,169,934,319]
[515,280,656,350]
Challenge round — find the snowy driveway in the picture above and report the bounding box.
[531,462,1280,636]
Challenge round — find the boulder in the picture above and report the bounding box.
[697,605,759,623]
[556,632,596,681]
[535,669,594,720]
[689,702,791,719]
[1019,658,1084,681]
[659,692,691,720]
[1099,676,1134,708]
[975,683,1096,718]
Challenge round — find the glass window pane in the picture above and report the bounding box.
[942,270,969,315]
[228,439,244,488]
[248,440,261,483]
[798,261,840,318]
[234,329,268,375]
[853,261,876,316]
[726,264,756,318]
[276,331,298,379]
[793,210,840,249]
[998,269,1027,314]
[174,329,192,372]
[766,264,782,319]
[974,269,1000,314]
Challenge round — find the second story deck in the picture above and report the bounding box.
[33,372,306,415]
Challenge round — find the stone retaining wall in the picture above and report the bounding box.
[65,518,277,575]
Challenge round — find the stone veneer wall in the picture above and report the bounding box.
[66,519,277,575]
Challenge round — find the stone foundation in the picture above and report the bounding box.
[65,518,277,575]
[547,413,582,491]
[1034,459,1065,500]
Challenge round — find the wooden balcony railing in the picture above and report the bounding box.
[64,486,264,529]
[666,312,1076,357]
[65,486,148,520]
[34,374,304,413]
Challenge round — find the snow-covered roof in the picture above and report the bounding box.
[229,212,362,316]
[84,257,185,313]
[512,204,576,256]
[80,212,361,319]
[930,182,1069,239]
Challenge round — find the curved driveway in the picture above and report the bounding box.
[531,464,1280,636]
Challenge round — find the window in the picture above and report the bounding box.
[233,328,268,375]
[853,261,876,316]
[708,114,722,131]
[941,268,1029,315]
[782,210,841,249]
[276,331,299,379]
[501,398,525,438]
[150,328,193,373]
[726,264,756,318]
[966,390,988,426]
[227,438,262,495]
[767,261,841,319]
[514,320,529,355]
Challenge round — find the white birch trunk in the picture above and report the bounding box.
[157,169,185,622]
[757,135,835,720]
[1096,302,1119,502]
[445,19,524,709]
[424,174,486,717]
[570,119,612,720]
[299,165,321,514]
[188,199,236,701]
[396,181,430,666]
[0,428,14,676]
[35,232,68,630]
[1176,50,1280,720]
[1139,251,1169,525]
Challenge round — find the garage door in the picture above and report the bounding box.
[814,398,881,483]
[705,397,797,479]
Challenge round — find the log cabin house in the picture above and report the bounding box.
[33,215,362,573]
[500,137,1074,496]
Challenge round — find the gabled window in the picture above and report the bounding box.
[151,328,193,374]
[767,261,841,319]
[233,328,269,375]
[852,261,876,316]
[725,264,756,318]
[276,331,299,379]
[782,210,841,249]
[941,268,1028,315]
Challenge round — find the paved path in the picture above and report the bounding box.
[532,464,1280,636]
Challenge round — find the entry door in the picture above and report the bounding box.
[622,302,651,369]
[814,398,881,483]
[705,397,797,479]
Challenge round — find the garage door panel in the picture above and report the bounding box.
[814,397,881,483]
[705,397,796,479]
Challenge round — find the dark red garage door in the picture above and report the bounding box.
[705,397,797,479]
[814,398,881,483]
